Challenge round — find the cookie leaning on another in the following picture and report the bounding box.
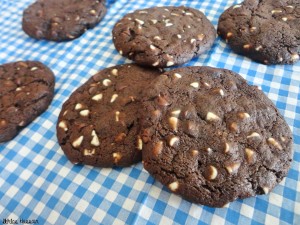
[0,61,55,143]
[112,6,216,68]
[140,66,293,207]
[57,64,162,167]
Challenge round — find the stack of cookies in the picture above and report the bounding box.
[0,0,296,208]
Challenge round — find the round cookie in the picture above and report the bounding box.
[112,6,216,68]
[57,64,162,167]
[22,0,106,41]
[217,0,300,64]
[0,61,55,143]
[140,66,293,207]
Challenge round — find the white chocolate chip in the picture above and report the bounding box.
[119,50,123,55]
[168,136,179,147]
[137,138,143,150]
[192,149,199,156]
[103,79,112,86]
[165,23,173,27]
[291,53,299,61]
[152,61,159,66]
[190,38,196,44]
[30,67,38,71]
[171,109,181,117]
[164,8,169,12]
[75,103,83,110]
[168,117,178,131]
[91,130,100,146]
[154,36,161,40]
[282,17,288,21]
[255,45,263,51]
[185,12,193,16]
[233,5,241,9]
[267,138,282,150]
[230,122,238,131]
[173,73,182,78]
[113,152,122,163]
[204,82,211,87]
[271,9,282,14]
[92,93,103,101]
[151,19,157,24]
[135,18,144,25]
[226,32,233,38]
[219,89,224,96]
[83,149,95,156]
[115,111,120,122]
[177,34,182,39]
[247,132,260,139]
[139,10,148,14]
[171,13,180,16]
[245,148,255,163]
[111,69,118,76]
[168,181,179,191]
[166,61,174,67]
[250,27,257,32]
[197,33,205,41]
[206,165,218,180]
[58,121,68,131]
[110,94,118,103]
[238,112,250,119]
[16,87,23,91]
[224,143,230,153]
[72,136,84,148]
[286,5,294,9]
[80,109,90,117]
[243,44,251,49]
[90,9,96,15]
[206,148,213,153]
[206,112,221,121]
[263,187,269,194]
[153,141,163,156]
[63,110,68,116]
[225,162,240,174]
[150,45,156,50]
[190,82,199,88]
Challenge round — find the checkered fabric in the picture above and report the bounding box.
[0,0,299,224]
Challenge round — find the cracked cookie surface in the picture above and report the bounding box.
[22,0,106,41]
[112,6,216,68]
[57,64,162,167]
[140,66,293,207]
[218,0,300,64]
[0,61,55,142]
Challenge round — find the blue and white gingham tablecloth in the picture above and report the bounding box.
[0,0,299,224]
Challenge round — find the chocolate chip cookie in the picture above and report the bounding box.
[112,6,216,67]
[0,61,55,143]
[218,0,300,64]
[140,66,293,207]
[57,64,162,167]
[22,0,106,41]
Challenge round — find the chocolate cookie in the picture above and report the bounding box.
[22,0,106,41]
[57,64,162,167]
[112,6,216,68]
[217,0,300,64]
[0,61,55,143]
[140,66,293,207]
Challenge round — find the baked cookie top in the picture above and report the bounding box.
[57,64,162,167]
[140,66,293,207]
[0,61,55,142]
[112,6,216,67]
[22,0,106,41]
[218,0,300,64]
